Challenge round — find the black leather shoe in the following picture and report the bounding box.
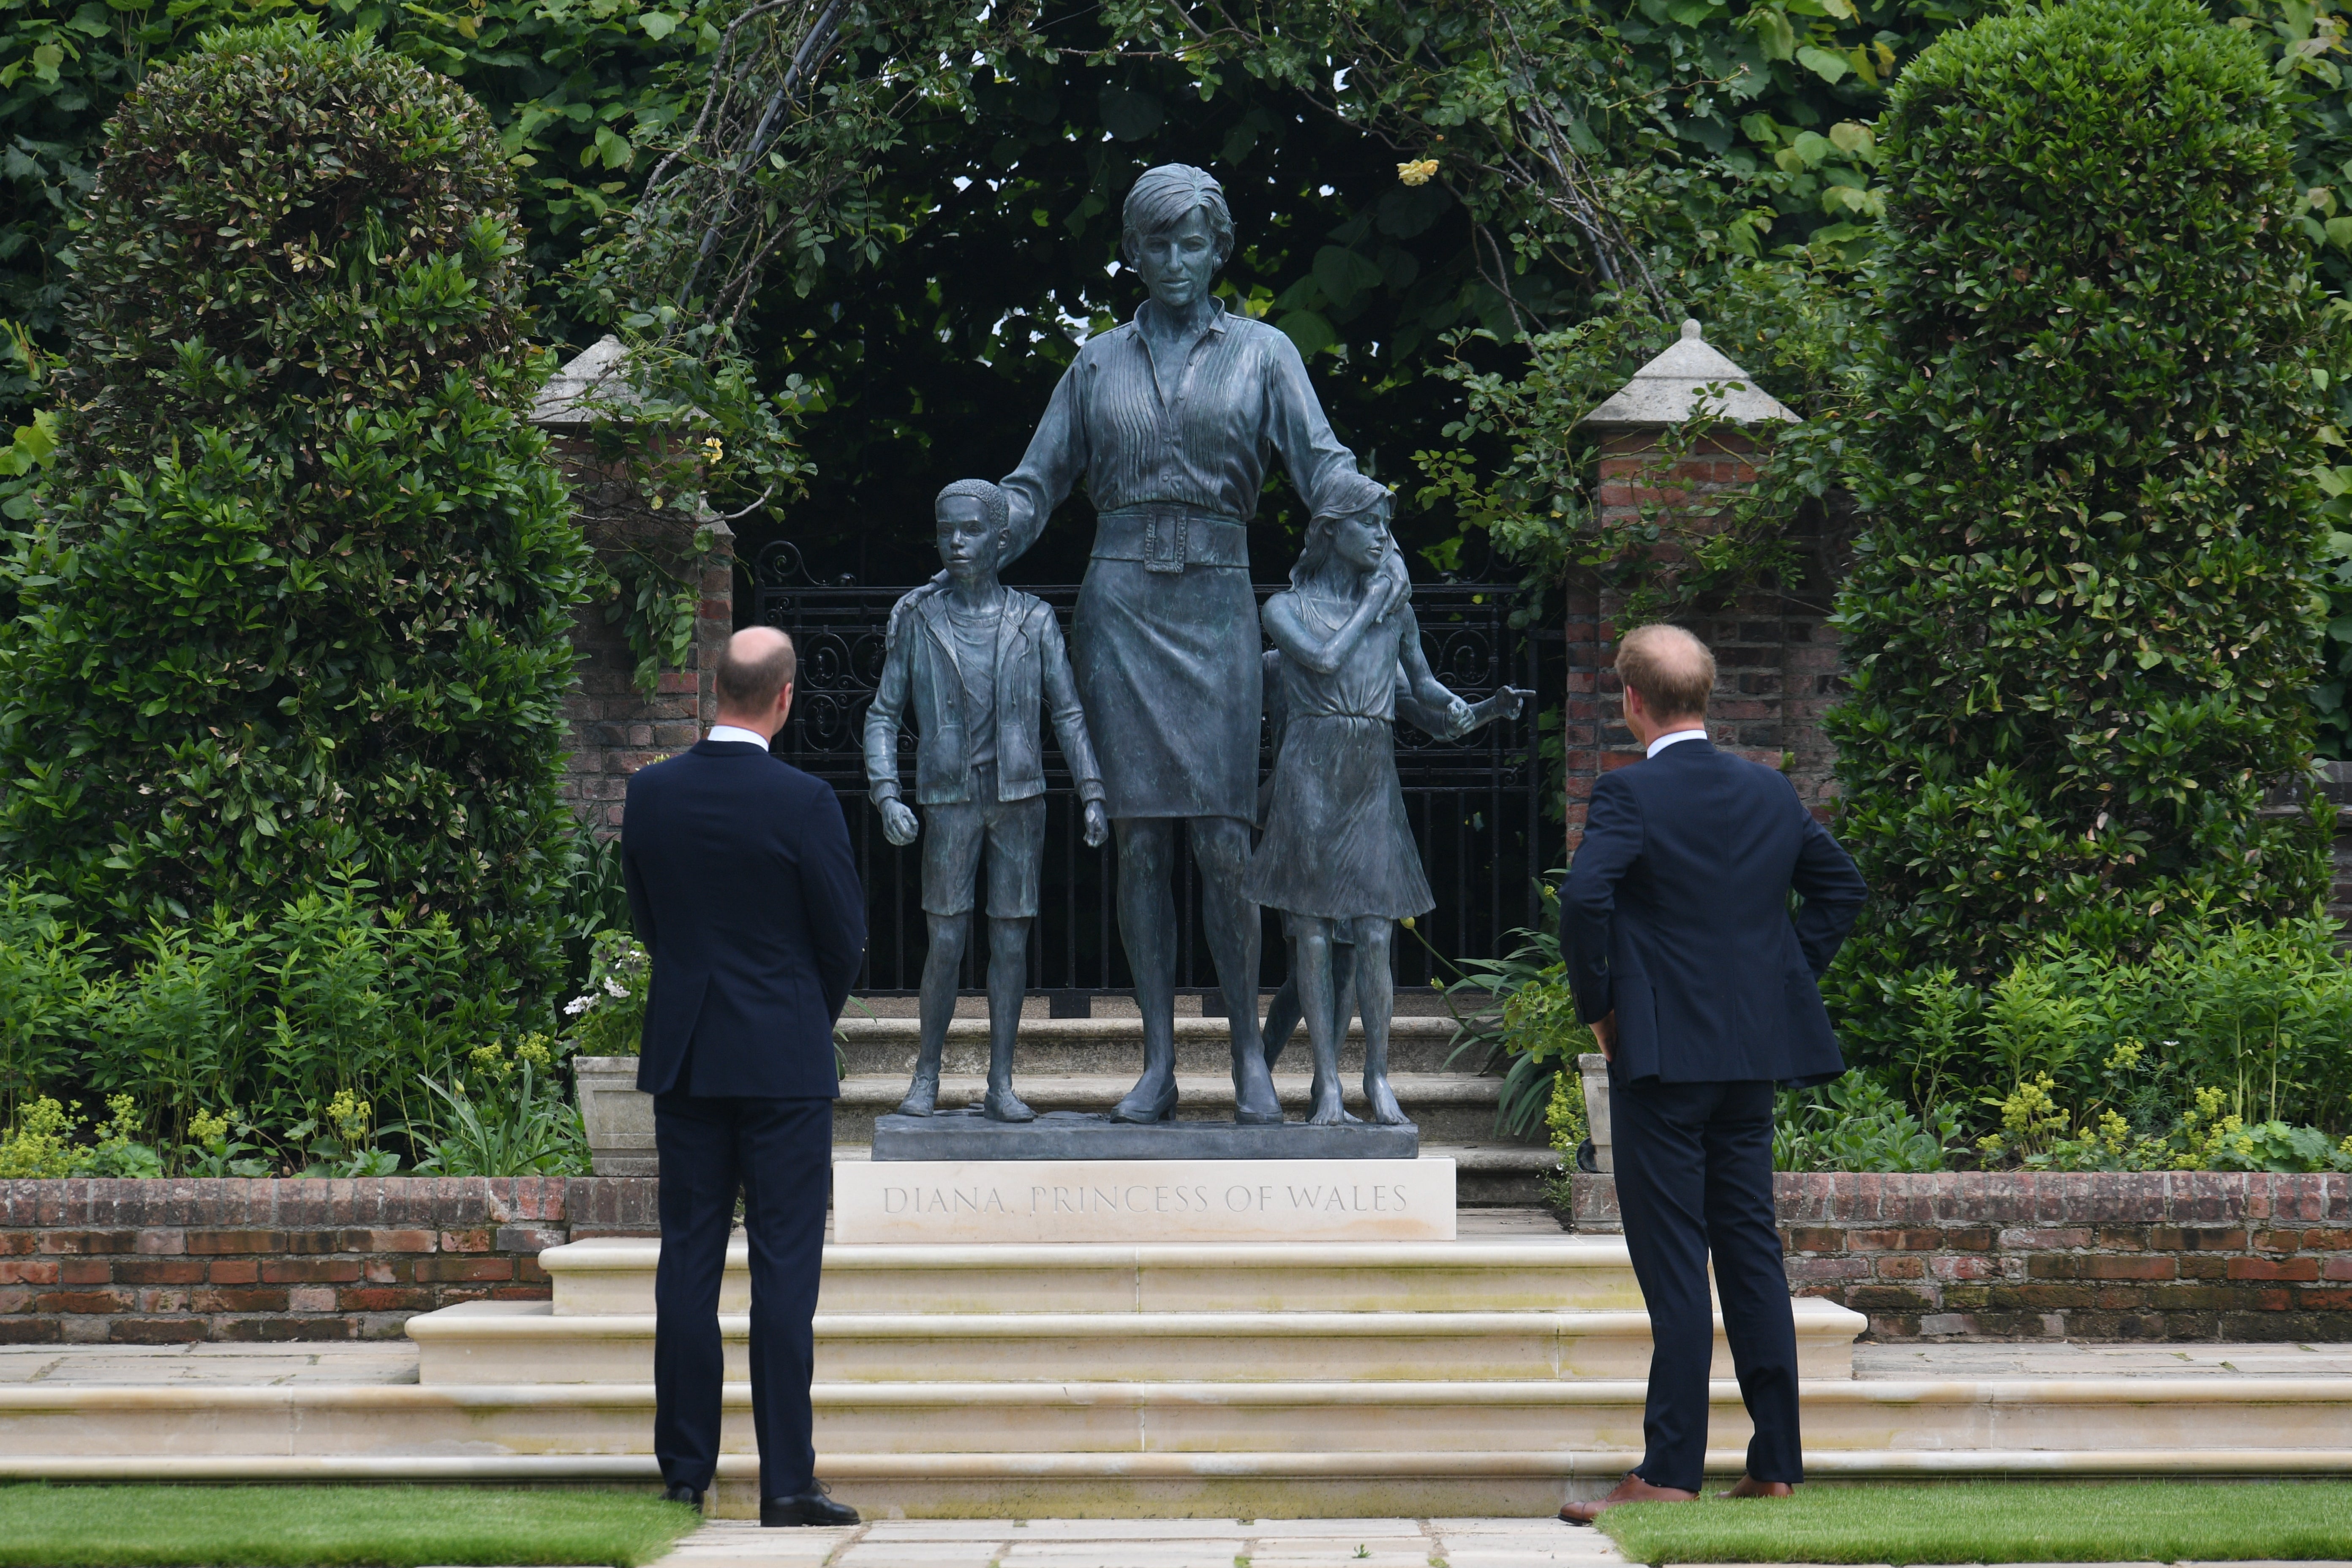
[660,1483,704,1508]
[761,1481,859,1527]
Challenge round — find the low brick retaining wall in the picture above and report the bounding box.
[1575,1170,2352,1341]
[0,1178,661,1344]
[11,1174,2350,1344]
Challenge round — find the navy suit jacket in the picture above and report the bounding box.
[1563,738,1866,1088]
[621,740,867,1098]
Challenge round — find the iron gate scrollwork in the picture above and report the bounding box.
[755,540,1553,995]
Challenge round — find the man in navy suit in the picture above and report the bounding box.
[1557,624,1865,1524]
[622,625,867,1527]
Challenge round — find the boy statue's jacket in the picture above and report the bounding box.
[864,590,1107,807]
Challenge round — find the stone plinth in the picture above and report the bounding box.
[832,1157,1458,1243]
[870,1109,1418,1162]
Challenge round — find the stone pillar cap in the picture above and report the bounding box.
[531,335,708,428]
[1580,318,1798,429]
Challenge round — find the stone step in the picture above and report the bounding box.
[833,1073,1511,1146]
[836,1016,1473,1079]
[7,1378,2351,1518]
[540,1239,1649,1317]
[406,1298,1866,1385]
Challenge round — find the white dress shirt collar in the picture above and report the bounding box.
[1645,727,1709,759]
[705,725,770,748]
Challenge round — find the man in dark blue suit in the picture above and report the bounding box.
[622,625,867,1527]
[1557,624,1865,1524]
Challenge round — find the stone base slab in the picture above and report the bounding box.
[833,1157,1457,1243]
[871,1108,1419,1162]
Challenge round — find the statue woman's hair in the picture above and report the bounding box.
[1292,472,1395,589]
[1122,164,1236,269]
[936,477,1010,541]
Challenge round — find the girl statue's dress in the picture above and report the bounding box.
[1243,592,1434,924]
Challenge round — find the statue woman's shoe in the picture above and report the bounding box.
[983,1086,1037,1122]
[896,1076,940,1117]
[1111,1068,1179,1123]
[1233,1055,1285,1125]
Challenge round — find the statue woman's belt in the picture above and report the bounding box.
[1092,506,1248,573]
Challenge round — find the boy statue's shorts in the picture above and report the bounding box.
[920,786,1046,919]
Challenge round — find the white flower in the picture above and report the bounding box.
[564,994,598,1016]
[602,976,630,999]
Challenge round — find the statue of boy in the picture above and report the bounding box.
[865,479,1110,1121]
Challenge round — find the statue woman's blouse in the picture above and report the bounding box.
[997,299,1364,556]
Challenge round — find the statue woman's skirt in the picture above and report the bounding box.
[1243,715,1434,921]
[1073,556,1259,822]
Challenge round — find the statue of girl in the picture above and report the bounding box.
[1244,476,1524,1125]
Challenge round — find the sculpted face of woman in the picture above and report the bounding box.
[1133,207,1220,311]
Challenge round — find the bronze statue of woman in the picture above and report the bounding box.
[973,163,1394,1125]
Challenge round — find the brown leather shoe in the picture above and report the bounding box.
[1718,1474,1795,1500]
[1558,1470,1700,1524]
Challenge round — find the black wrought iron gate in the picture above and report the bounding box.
[755,542,1555,997]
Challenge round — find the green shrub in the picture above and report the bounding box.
[413,1037,588,1178]
[0,1094,163,1178]
[1775,1075,1961,1174]
[1876,918,2352,1143]
[1825,0,2343,1057]
[0,873,533,1169]
[0,24,591,987]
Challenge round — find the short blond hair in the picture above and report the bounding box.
[1616,623,1714,721]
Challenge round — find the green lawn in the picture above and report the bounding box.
[0,1484,701,1568]
[1599,1479,2352,1564]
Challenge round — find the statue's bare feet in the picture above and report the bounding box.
[1306,1076,1346,1126]
[1364,1074,1408,1125]
[1232,1051,1284,1126]
[1111,1065,1178,1123]
[983,1085,1037,1123]
[896,1076,939,1117]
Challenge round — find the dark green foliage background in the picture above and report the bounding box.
[1824,0,2342,1058]
[0,24,591,984]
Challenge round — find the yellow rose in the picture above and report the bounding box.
[1396,159,1440,187]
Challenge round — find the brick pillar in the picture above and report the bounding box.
[1562,427,1841,856]
[531,338,733,838]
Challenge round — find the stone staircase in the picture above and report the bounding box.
[832,1014,1558,1207]
[13,1232,2352,1517]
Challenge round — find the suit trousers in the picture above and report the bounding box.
[1609,1073,1801,1492]
[653,1094,833,1499]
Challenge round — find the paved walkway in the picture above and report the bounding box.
[640,1520,2352,1568]
[646,1516,1622,1568]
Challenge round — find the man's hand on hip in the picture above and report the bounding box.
[1591,1011,1617,1062]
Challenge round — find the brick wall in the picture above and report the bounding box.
[539,431,734,837]
[1563,428,1850,855]
[0,1178,660,1344]
[1573,1171,2352,1342]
